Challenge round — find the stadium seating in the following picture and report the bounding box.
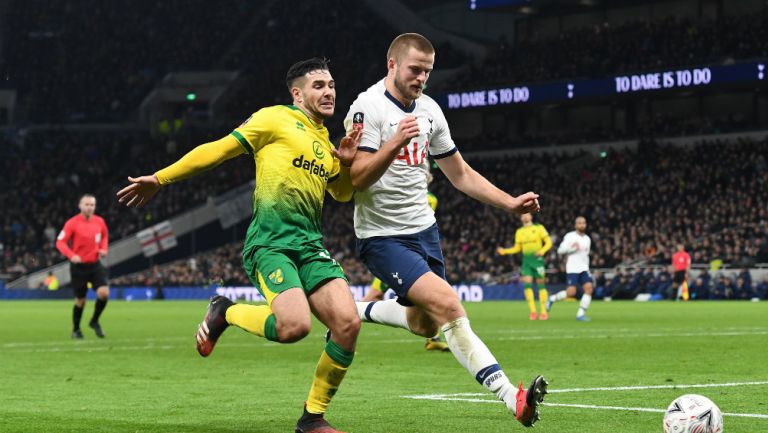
[101,136,767,294]
[0,129,253,279]
[443,11,768,91]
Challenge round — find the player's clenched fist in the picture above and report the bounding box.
[392,116,420,148]
[509,192,541,215]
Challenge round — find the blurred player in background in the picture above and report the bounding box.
[671,243,691,301]
[547,216,593,321]
[117,58,362,433]
[497,213,552,321]
[55,194,110,339]
[362,170,449,351]
[345,33,547,427]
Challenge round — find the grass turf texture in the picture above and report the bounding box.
[1,300,766,433]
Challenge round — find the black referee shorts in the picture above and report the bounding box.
[70,262,109,298]
[673,270,687,285]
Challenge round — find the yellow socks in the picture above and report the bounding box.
[224,303,279,341]
[524,287,537,314]
[306,340,354,414]
[539,288,548,312]
[681,281,689,301]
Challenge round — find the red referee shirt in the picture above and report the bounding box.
[56,214,109,264]
[672,251,691,272]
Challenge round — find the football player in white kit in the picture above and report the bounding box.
[343,33,548,428]
[547,216,594,321]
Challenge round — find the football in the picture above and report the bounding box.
[663,394,724,433]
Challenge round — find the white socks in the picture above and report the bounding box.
[549,290,567,303]
[441,317,517,412]
[356,304,519,412]
[577,294,592,318]
[356,300,410,331]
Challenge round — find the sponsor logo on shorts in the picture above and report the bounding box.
[268,269,284,285]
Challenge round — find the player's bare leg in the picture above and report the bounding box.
[407,272,547,427]
[546,285,575,313]
[196,288,311,357]
[297,278,360,433]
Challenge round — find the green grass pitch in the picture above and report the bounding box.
[1,300,766,433]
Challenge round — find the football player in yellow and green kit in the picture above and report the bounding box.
[117,58,361,433]
[362,184,448,351]
[497,213,552,320]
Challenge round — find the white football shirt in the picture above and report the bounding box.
[557,231,591,273]
[344,79,457,239]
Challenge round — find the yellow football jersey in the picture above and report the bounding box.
[231,105,343,248]
[500,224,552,260]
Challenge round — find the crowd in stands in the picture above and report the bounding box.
[4,0,255,123]
[592,268,768,301]
[459,113,757,151]
[3,0,400,128]
[459,136,768,282]
[219,0,407,137]
[3,3,768,288]
[102,135,768,291]
[0,128,253,279]
[446,10,768,91]
[111,243,249,288]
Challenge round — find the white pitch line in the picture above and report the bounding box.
[5,341,279,353]
[403,396,768,420]
[403,381,768,420]
[547,381,768,393]
[545,403,768,419]
[5,327,765,349]
[1,336,189,348]
[381,330,768,344]
[404,381,768,400]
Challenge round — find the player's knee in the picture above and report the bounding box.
[412,322,439,338]
[277,319,312,343]
[332,314,361,341]
[431,296,465,325]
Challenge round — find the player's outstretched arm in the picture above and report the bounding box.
[435,151,540,215]
[350,116,419,191]
[498,230,522,255]
[116,135,244,208]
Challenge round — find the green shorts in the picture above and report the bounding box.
[243,242,347,305]
[521,258,546,280]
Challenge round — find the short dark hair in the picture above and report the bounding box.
[79,193,96,202]
[285,57,330,89]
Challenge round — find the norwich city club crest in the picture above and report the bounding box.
[268,269,284,285]
[312,141,325,159]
